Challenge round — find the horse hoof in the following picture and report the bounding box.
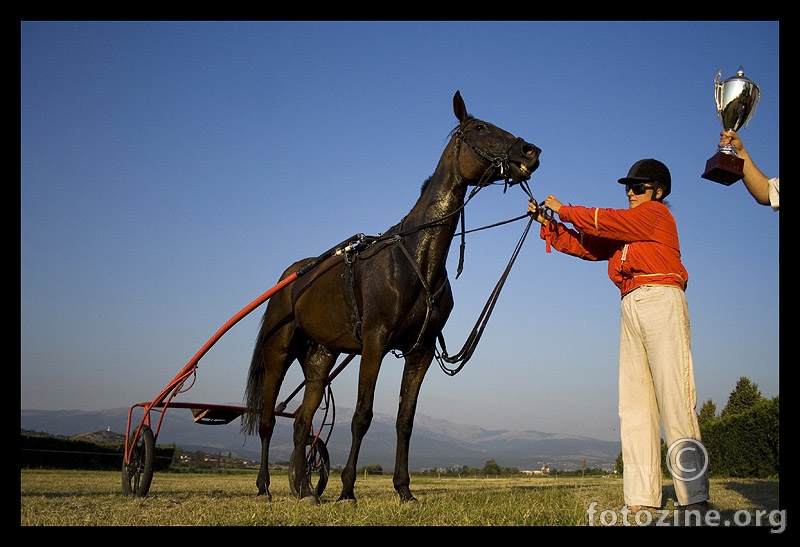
[300,495,320,505]
[336,498,357,506]
[256,492,272,502]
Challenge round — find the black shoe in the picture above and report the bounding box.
[682,501,710,518]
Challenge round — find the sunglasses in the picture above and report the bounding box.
[625,183,654,195]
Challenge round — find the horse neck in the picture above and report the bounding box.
[399,153,467,277]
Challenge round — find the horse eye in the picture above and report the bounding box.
[474,124,486,132]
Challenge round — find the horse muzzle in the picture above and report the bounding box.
[506,141,541,185]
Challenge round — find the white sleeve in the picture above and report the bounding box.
[768,177,779,211]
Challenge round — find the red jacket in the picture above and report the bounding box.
[540,200,688,297]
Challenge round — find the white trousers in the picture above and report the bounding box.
[619,285,709,507]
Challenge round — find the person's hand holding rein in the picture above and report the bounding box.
[527,196,562,224]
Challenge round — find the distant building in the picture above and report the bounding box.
[521,465,550,476]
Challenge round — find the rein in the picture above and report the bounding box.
[431,125,540,373]
[435,214,534,375]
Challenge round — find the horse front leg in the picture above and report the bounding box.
[394,347,434,502]
[337,349,382,504]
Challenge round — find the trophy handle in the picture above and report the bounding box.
[713,70,737,156]
[713,69,723,107]
[713,69,724,112]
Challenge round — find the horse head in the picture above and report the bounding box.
[452,90,541,187]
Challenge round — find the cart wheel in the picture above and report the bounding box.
[289,436,330,499]
[121,425,155,497]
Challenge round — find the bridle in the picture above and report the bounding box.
[451,120,537,275]
[453,120,529,192]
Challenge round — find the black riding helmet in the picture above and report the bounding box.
[618,158,671,200]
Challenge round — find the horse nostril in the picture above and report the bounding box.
[523,143,539,156]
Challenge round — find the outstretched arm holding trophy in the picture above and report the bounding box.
[718,130,779,211]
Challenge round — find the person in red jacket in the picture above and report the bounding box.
[528,159,710,519]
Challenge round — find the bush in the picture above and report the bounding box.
[702,396,779,478]
[20,434,174,471]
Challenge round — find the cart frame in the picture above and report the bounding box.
[122,235,365,497]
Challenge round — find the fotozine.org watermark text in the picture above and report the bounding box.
[586,502,785,531]
[586,438,784,531]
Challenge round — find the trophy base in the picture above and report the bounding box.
[701,152,744,185]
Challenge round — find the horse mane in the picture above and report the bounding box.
[420,175,432,195]
[449,117,471,138]
[418,117,473,196]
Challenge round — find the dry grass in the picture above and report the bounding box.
[20,469,781,528]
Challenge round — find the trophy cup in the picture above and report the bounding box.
[701,66,761,185]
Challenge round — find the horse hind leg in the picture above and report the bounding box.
[289,343,338,503]
[256,414,275,500]
[255,357,290,500]
[251,333,298,500]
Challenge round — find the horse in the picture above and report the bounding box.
[242,90,541,503]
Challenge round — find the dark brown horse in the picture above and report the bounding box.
[242,91,541,503]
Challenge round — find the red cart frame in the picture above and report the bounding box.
[122,235,364,497]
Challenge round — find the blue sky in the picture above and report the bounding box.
[20,21,779,443]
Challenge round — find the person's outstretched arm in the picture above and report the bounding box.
[719,130,772,206]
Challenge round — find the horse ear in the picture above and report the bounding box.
[453,90,467,123]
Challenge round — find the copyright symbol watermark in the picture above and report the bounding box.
[665,438,708,482]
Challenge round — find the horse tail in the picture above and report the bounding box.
[241,318,267,436]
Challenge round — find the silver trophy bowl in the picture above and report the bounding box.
[715,66,761,154]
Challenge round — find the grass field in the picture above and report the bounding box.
[20,469,782,528]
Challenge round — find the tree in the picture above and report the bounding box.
[721,377,762,418]
[698,399,717,428]
[482,460,501,476]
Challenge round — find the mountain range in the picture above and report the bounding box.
[20,407,621,472]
